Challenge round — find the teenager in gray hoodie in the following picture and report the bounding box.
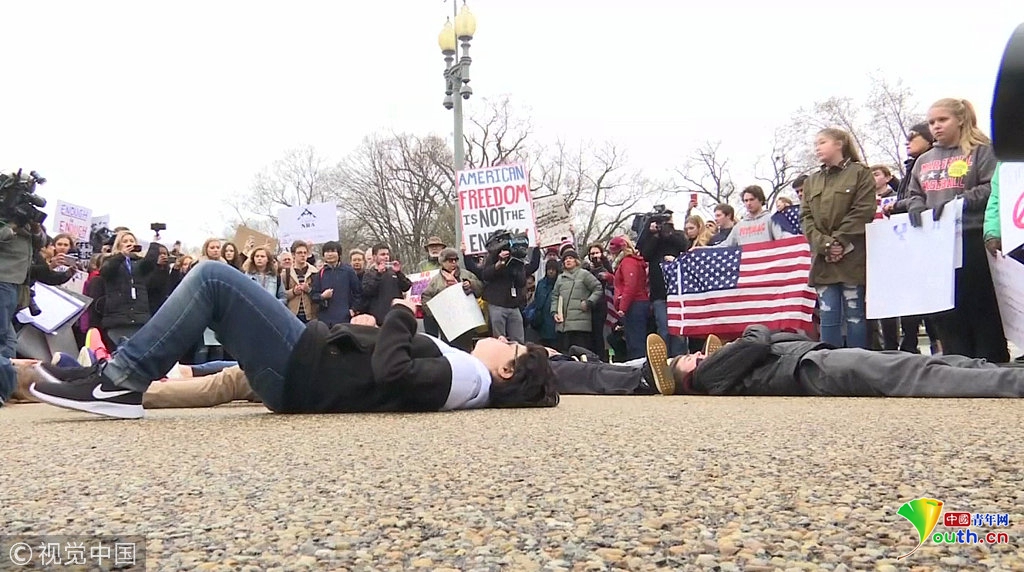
[717,186,789,247]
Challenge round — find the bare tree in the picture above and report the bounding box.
[339,133,455,266]
[754,127,814,206]
[789,73,924,175]
[233,146,343,226]
[673,141,737,205]
[536,141,662,247]
[463,96,534,170]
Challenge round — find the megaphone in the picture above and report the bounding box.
[992,23,1024,161]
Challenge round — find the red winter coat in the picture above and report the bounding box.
[613,254,649,314]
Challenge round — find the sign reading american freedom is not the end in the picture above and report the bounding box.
[457,163,537,254]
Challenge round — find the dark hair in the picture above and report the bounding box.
[741,185,766,205]
[489,344,560,408]
[792,174,809,190]
[322,241,341,253]
[714,203,735,221]
[544,259,561,274]
[290,240,309,253]
[587,243,604,255]
[371,243,390,255]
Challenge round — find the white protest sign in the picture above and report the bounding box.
[998,162,1024,255]
[865,209,956,319]
[989,253,1024,351]
[533,195,573,248]
[60,270,89,296]
[53,200,92,242]
[277,202,339,246]
[407,270,440,306]
[457,163,537,254]
[425,283,485,340]
[952,198,963,269]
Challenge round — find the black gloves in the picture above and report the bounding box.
[932,201,946,222]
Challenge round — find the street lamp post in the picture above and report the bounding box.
[438,2,476,254]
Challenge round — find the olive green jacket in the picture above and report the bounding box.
[550,267,602,333]
[800,160,877,286]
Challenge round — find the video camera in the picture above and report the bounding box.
[485,228,530,264]
[630,204,674,238]
[0,169,47,229]
[993,23,1023,160]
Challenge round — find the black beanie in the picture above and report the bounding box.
[909,122,935,144]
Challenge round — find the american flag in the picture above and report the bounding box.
[663,236,816,337]
[771,204,803,235]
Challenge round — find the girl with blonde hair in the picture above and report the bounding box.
[684,215,713,249]
[905,97,1006,363]
[98,231,160,347]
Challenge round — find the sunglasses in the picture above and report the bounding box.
[444,257,459,262]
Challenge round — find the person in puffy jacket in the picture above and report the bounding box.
[610,236,649,360]
[529,260,560,348]
[98,231,159,347]
[550,250,602,353]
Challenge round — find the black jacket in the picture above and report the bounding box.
[637,228,689,301]
[477,248,540,309]
[147,264,174,315]
[282,304,456,413]
[361,267,411,325]
[29,253,75,286]
[693,325,832,396]
[311,263,363,327]
[98,244,159,329]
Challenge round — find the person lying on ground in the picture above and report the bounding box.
[28,261,560,419]
[656,326,1024,397]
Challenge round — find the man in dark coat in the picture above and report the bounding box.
[27,261,559,419]
[655,328,1024,398]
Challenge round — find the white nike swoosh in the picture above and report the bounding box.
[92,385,133,399]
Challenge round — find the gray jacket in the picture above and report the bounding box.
[550,267,602,333]
[0,224,43,285]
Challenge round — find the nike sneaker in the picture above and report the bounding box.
[30,365,143,419]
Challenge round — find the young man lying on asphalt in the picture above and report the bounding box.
[658,326,1024,397]
[29,261,560,419]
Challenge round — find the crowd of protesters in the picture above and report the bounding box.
[1,96,1021,410]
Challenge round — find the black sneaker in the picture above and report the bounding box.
[37,361,103,384]
[30,366,143,419]
[645,334,674,395]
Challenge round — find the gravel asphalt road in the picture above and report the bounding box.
[2,396,1022,571]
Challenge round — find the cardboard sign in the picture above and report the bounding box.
[533,195,573,248]
[457,163,537,254]
[234,226,280,254]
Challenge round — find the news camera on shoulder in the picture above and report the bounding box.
[0,169,47,241]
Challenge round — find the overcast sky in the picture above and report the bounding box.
[2,0,1021,247]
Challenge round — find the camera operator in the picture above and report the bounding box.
[0,220,45,406]
[472,232,541,344]
[637,210,690,357]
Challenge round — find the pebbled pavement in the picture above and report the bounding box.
[1,396,1022,571]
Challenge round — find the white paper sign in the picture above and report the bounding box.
[457,163,537,254]
[408,270,439,306]
[998,162,1024,255]
[866,209,956,319]
[277,202,339,246]
[16,284,88,334]
[53,200,93,242]
[425,283,485,340]
[989,253,1024,350]
[533,195,573,248]
[952,198,964,269]
[60,270,89,295]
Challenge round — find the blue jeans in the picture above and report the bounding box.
[623,300,650,360]
[190,360,238,376]
[103,262,306,411]
[0,282,20,403]
[651,299,686,357]
[816,283,868,349]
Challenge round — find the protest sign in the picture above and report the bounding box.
[277,202,339,246]
[533,195,573,248]
[408,270,439,306]
[53,200,92,242]
[425,283,485,340]
[866,209,956,319]
[998,162,1024,254]
[234,226,280,254]
[457,164,537,254]
[989,253,1024,350]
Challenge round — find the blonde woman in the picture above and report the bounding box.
[242,246,286,303]
[98,231,160,346]
[199,238,224,263]
[905,98,1006,363]
[683,215,714,249]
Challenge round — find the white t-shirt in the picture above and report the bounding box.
[423,335,492,410]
